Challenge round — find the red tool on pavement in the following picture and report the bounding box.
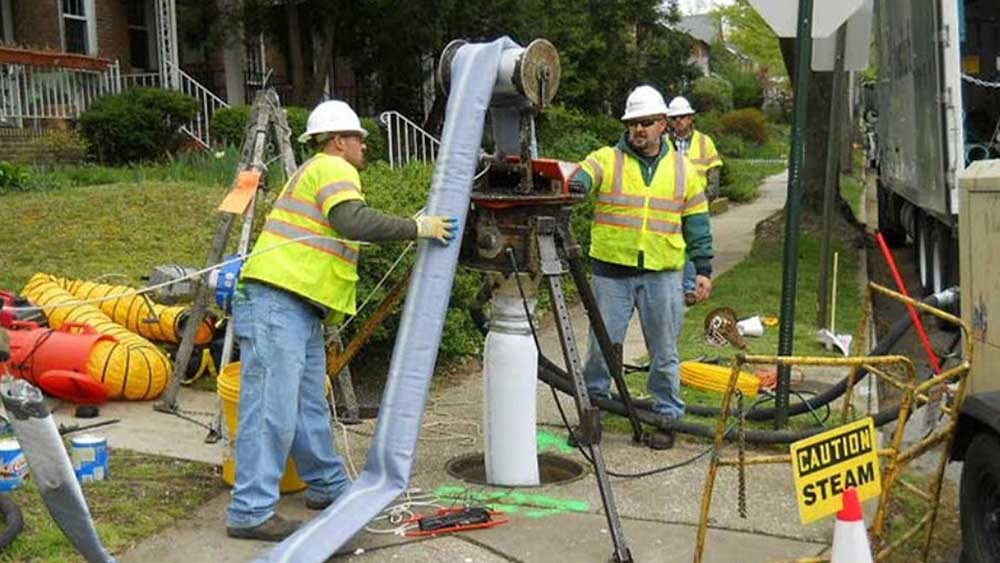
[404,507,508,537]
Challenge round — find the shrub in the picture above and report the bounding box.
[716,135,746,159]
[210,105,386,164]
[689,76,733,114]
[28,129,89,165]
[79,88,198,165]
[210,106,252,148]
[693,110,724,141]
[538,105,623,153]
[0,161,30,194]
[729,71,764,109]
[720,108,768,145]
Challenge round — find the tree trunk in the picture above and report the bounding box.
[780,37,834,212]
[305,31,335,105]
[286,2,305,105]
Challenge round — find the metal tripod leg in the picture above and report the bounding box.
[326,328,360,424]
[537,217,633,563]
[560,225,645,444]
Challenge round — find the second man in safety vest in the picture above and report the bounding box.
[667,96,723,306]
[574,85,714,450]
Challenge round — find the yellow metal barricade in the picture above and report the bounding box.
[694,283,972,563]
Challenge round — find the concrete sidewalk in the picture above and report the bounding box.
[107,172,840,563]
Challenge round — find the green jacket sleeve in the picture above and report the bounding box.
[682,212,713,278]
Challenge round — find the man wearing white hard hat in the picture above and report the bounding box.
[667,96,723,306]
[226,100,456,541]
[573,85,714,450]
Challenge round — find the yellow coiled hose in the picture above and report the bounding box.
[21,274,171,400]
[680,361,760,397]
[59,278,214,345]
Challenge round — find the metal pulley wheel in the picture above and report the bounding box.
[513,39,560,107]
[436,38,561,107]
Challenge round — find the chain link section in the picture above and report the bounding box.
[736,390,748,519]
[963,74,1000,89]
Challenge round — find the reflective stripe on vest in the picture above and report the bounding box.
[585,156,605,188]
[588,143,694,271]
[261,218,360,264]
[688,131,721,167]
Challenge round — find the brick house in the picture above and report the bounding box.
[0,0,366,153]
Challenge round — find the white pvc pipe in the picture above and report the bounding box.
[484,290,539,486]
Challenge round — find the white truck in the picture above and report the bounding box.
[871,0,998,295]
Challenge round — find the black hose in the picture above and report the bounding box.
[0,494,24,549]
[588,289,948,422]
[538,355,912,444]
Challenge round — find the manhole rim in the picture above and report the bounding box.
[444,451,588,487]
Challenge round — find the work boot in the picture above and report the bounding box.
[226,513,302,542]
[684,292,697,307]
[643,429,675,450]
[305,497,333,510]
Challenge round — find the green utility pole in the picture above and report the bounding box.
[775,0,815,429]
[817,24,849,330]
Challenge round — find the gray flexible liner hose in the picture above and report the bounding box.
[262,37,525,563]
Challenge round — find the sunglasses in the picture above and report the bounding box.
[626,118,660,129]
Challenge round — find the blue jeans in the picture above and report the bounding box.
[682,260,697,296]
[226,282,351,528]
[582,270,686,418]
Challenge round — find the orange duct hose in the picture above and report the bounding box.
[21,274,171,400]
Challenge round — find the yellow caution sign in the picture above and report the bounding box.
[790,417,881,524]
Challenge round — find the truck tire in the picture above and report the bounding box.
[877,180,906,246]
[960,432,1000,562]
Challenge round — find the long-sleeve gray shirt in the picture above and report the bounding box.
[326,200,418,242]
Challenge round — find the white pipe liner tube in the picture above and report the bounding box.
[484,291,539,486]
[261,37,526,563]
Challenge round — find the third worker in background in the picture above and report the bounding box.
[573,85,714,450]
[666,95,722,306]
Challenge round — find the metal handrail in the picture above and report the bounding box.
[379,110,440,168]
[169,62,229,149]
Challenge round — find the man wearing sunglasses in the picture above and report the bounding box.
[225,100,457,541]
[573,85,714,450]
[666,96,723,307]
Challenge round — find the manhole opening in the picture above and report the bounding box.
[445,453,586,486]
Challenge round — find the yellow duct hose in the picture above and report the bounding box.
[21,273,171,400]
[680,361,760,397]
[56,278,214,345]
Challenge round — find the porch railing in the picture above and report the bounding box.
[379,110,441,168]
[0,58,121,127]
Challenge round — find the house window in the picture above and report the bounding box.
[128,0,151,70]
[62,0,96,55]
[0,0,14,44]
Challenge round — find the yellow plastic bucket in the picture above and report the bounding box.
[218,362,306,493]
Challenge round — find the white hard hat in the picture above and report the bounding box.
[298,100,369,143]
[621,85,669,121]
[666,96,696,117]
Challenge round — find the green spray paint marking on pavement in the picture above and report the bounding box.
[434,485,590,519]
[536,430,574,454]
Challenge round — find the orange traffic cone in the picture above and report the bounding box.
[831,487,874,563]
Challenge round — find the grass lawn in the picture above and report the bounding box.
[0,181,229,291]
[1,449,226,562]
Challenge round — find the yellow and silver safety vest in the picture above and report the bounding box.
[580,145,708,271]
[687,130,722,178]
[240,153,363,314]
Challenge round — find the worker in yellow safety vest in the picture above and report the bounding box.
[573,85,714,450]
[667,95,723,306]
[225,100,456,542]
